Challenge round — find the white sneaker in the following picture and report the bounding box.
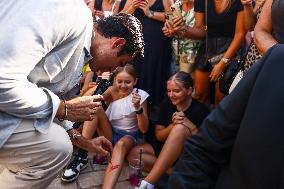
[136,180,155,189]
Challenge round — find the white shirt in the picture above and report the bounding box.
[0,0,93,148]
[105,89,149,132]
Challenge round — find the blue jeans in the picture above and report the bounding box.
[112,127,141,145]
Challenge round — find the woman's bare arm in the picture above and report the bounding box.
[254,0,277,55]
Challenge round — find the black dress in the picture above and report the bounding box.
[271,0,284,44]
[120,0,172,106]
[95,0,103,10]
[152,97,209,156]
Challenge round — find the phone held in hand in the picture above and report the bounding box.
[171,1,182,17]
[93,79,111,95]
[165,12,173,22]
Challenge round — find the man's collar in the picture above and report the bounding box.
[84,27,93,63]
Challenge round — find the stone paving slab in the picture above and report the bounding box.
[47,156,136,189]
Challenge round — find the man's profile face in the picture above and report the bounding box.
[89,48,133,72]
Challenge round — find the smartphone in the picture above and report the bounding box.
[165,12,173,22]
[171,2,182,17]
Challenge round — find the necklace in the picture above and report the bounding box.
[177,97,192,112]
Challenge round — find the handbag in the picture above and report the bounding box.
[219,55,245,94]
[195,0,232,71]
[219,40,252,94]
[229,69,243,93]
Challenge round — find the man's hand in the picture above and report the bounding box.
[88,136,113,156]
[68,129,112,156]
[56,95,104,122]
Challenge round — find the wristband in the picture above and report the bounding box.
[135,107,143,114]
[58,100,68,121]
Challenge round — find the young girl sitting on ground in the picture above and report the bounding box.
[128,71,209,189]
[61,64,149,188]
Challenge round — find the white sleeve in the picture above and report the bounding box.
[0,0,89,122]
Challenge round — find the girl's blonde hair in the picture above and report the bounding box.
[114,64,137,79]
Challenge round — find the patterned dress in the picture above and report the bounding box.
[243,4,264,72]
[172,6,201,73]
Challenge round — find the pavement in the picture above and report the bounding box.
[47,153,137,189]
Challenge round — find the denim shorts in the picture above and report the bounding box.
[112,127,141,145]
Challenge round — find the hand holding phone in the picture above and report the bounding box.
[165,12,173,22]
[171,2,182,17]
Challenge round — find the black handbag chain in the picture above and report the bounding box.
[205,0,208,61]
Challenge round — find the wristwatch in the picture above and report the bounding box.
[221,57,230,66]
[148,10,154,18]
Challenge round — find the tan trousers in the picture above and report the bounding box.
[0,119,73,189]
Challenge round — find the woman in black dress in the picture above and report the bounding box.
[120,0,173,107]
[164,0,246,105]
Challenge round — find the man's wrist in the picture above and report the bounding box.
[67,129,81,139]
[58,100,68,121]
[67,129,89,149]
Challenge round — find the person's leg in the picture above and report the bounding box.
[82,106,112,140]
[102,136,135,189]
[0,119,72,189]
[193,69,211,103]
[215,80,226,105]
[94,106,112,141]
[127,144,157,172]
[143,124,191,185]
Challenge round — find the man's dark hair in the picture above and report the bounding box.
[95,13,144,57]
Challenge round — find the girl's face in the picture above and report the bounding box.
[114,71,137,95]
[167,80,192,106]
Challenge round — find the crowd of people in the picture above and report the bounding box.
[0,0,283,189]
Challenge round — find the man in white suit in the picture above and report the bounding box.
[0,0,144,188]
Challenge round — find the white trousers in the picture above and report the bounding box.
[0,119,73,189]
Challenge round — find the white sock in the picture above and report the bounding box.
[139,180,155,189]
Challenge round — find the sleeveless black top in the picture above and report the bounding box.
[95,0,103,10]
[272,0,284,43]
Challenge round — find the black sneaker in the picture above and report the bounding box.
[61,155,88,182]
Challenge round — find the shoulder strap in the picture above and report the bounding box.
[118,0,127,12]
[205,0,208,58]
[95,0,103,11]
